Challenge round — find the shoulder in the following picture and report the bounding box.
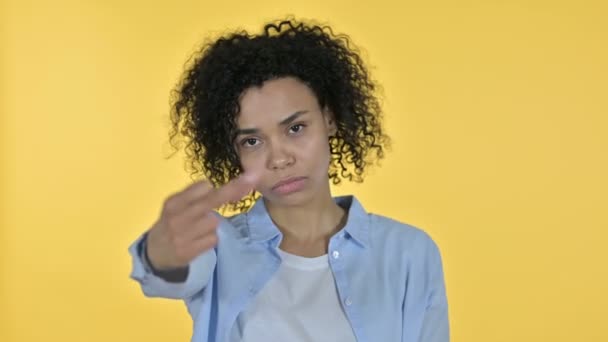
[369,213,428,241]
[341,195,441,255]
[367,212,442,259]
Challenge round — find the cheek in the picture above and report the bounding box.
[298,136,332,168]
[239,153,265,174]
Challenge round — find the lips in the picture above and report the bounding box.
[271,176,308,195]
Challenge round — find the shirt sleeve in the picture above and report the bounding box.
[417,236,450,342]
[128,232,217,300]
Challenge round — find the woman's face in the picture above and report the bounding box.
[235,76,336,206]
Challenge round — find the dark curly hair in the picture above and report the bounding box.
[167,17,390,212]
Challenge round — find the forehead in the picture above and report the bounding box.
[237,77,319,125]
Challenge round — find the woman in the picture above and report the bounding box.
[129,18,449,342]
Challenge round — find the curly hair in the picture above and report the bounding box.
[167,17,390,212]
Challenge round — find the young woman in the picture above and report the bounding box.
[129,18,449,342]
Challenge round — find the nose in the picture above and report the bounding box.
[267,140,295,170]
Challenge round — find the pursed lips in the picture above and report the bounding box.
[272,176,307,189]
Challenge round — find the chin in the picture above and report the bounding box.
[261,187,315,207]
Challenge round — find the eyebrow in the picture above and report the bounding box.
[235,110,309,136]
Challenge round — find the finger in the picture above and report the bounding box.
[163,181,213,216]
[180,181,214,205]
[180,233,219,261]
[172,212,219,242]
[180,198,222,227]
[202,172,261,210]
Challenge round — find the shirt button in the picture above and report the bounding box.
[332,251,340,259]
[345,297,353,306]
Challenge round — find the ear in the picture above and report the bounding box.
[323,107,337,136]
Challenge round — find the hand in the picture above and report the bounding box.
[146,173,259,270]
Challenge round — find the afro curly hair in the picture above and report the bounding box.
[167,17,390,212]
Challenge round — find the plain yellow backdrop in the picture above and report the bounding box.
[2,0,607,341]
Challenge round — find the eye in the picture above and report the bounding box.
[289,124,305,134]
[240,138,260,147]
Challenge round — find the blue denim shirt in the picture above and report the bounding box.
[129,195,449,342]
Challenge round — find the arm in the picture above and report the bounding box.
[417,237,450,342]
[128,173,258,300]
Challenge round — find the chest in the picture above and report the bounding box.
[213,240,406,342]
[230,261,357,341]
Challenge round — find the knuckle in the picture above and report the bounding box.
[206,212,219,223]
[165,216,179,231]
[207,233,218,244]
[194,199,212,214]
[163,196,179,214]
[202,235,218,250]
[206,216,220,230]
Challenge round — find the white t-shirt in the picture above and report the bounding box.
[229,248,357,342]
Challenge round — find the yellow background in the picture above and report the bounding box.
[2,0,607,341]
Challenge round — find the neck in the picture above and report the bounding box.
[264,189,346,256]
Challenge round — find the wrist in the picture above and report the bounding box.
[141,233,189,283]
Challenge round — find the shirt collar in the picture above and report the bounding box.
[244,195,370,248]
